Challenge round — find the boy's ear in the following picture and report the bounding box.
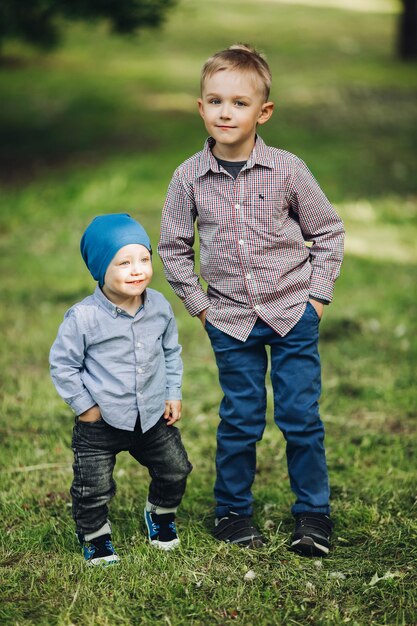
[197,98,205,120]
[258,101,274,125]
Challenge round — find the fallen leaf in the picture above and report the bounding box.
[368,571,402,586]
[305,581,316,595]
[244,569,257,581]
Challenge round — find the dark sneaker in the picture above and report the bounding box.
[213,512,266,548]
[144,509,180,551]
[82,534,120,566]
[290,512,333,557]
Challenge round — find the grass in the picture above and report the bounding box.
[1,0,417,624]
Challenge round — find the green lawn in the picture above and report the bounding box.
[1,1,416,624]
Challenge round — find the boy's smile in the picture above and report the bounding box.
[198,69,274,161]
[102,243,153,311]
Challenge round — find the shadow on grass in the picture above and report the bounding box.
[0,89,159,185]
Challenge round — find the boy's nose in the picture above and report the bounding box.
[219,103,232,119]
[131,263,143,275]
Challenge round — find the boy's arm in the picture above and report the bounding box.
[49,310,97,416]
[162,308,183,426]
[158,171,211,317]
[162,307,183,403]
[289,157,345,303]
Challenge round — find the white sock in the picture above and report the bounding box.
[84,521,112,541]
[146,499,177,515]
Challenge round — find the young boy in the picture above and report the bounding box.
[158,45,344,556]
[50,213,192,566]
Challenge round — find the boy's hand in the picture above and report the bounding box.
[197,309,207,327]
[309,299,324,320]
[78,405,101,423]
[164,400,182,426]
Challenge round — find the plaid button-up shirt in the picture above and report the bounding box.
[158,136,344,341]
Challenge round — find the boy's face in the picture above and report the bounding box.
[102,243,153,305]
[198,69,273,160]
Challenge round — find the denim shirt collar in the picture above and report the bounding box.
[93,285,146,318]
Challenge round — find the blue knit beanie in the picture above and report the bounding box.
[80,213,152,286]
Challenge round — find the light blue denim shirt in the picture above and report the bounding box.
[49,286,182,432]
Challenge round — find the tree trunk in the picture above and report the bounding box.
[398,0,417,60]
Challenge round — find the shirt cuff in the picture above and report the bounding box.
[68,390,97,416]
[165,387,182,401]
[309,276,335,303]
[182,290,212,317]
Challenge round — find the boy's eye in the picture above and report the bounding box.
[120,261,130,266]
[209,98,221,105]
[235,100,247,107]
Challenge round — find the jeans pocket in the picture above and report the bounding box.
[74,418,103,447]
[73,417,112,452]
[306,301,321,323]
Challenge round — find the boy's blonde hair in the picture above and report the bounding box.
[200,44,272,101]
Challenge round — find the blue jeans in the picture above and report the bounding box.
[71,415,192,537]
[205,302,330,518]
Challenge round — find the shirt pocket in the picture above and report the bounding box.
[245,191,287,234]
[153,334,163,356]
[143,330,164,359]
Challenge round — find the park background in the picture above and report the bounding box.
[0,0,416,624]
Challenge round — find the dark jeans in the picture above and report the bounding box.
[71,415,192,537]
[205,302,330,518]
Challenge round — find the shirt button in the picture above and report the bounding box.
[255,304,261,311]
[246,273,252,279]
[137,368,143,374]
[137,342,142,348]
[239,239,245,245]
[116,308,122,313]
[235,203,241,210]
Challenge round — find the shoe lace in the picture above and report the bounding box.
[83,543,96,558]
[105,539,116,554]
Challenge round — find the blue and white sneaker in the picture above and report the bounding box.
[82,534,120,566]
[144,509,180,551]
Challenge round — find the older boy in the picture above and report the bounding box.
[158,45,344,556]
[50,213,192,565]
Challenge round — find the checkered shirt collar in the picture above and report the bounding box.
[197,135,274,178]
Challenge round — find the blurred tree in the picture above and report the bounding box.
[0,0,177,52]
[398,0,417,60]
